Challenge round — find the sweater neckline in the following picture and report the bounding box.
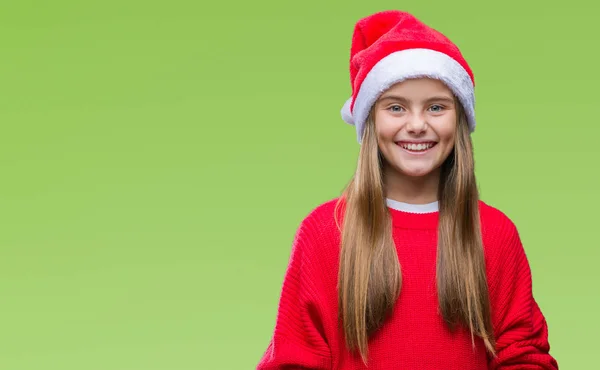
[385,198,439,213]
[385,198,439,229]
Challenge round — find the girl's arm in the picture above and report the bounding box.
[487,218,559,370]
[256,215,333,370]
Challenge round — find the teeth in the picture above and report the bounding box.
[400,143,434,151]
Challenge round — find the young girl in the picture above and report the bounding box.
[257,10,558,370]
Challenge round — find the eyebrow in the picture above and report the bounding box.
[378,95,455,104]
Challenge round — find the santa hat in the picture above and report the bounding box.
[340,10,476,143]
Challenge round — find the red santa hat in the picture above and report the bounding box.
[340,10,476,143]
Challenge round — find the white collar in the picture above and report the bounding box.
[385,198,439,214]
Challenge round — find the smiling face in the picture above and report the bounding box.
[373,78,458,183]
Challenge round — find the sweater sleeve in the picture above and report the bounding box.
[487,219,558,370]
[256,215,333,370]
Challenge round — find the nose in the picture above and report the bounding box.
[406,113,428,135]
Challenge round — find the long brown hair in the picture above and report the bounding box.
[334,98,495,365]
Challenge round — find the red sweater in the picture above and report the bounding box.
[257,198,558,370]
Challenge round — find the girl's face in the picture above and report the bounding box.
[373,78,457,179]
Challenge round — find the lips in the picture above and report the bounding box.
[395,141,438,152]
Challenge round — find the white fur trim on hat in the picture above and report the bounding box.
[340,48,476,144]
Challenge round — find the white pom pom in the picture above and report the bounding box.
[340,97,355,125]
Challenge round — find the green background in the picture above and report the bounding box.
[0,1,597,369]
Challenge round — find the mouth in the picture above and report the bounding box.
[395,141,438,154]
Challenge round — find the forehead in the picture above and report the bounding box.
[381,78,453,99]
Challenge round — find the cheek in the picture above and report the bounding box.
[436,119,457,145]
[378,129,396,143]
[374,117,398,142]
[441,131,456,146]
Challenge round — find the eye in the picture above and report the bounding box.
[428,104,444,113]
[388,105,405,113]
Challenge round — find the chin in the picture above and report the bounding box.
[403,168,434,177]
[393,162,439,178]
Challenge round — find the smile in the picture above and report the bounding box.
[396,141,437,154]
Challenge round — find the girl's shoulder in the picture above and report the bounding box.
[478,199,516,229]
[287,198,343,269]
[477,199,523,255]
[297,197,343,234]
[307,196,342,217]
[287,197,343,242]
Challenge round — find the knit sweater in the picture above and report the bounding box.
[256,198,558,370]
